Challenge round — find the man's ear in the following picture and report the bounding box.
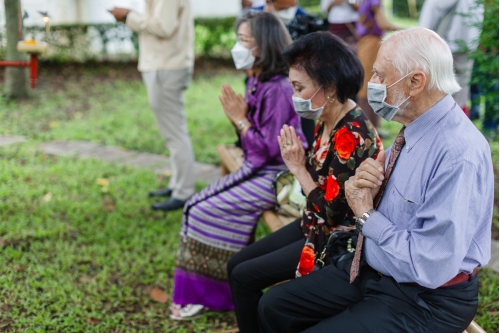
[408,70,426,97]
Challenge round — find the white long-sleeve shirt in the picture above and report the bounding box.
[419,0,483,53]
[126,0,194,72]
[320,0,359,24]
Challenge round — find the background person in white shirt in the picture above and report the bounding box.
[109,0,196,211]
[419,0,484,116]
[320,0,360,50]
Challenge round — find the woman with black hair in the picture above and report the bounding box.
[169,12,305,320]
[227,31,381,333]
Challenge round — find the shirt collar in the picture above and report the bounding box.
[404,94,455,151]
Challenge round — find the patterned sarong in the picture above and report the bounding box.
[173,161,286,310]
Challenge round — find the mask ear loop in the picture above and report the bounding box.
[387,72,412,89]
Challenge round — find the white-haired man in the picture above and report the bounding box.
[257,28,493,333]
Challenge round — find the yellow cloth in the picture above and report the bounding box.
[356,35,381,99]
[126,0,194,72]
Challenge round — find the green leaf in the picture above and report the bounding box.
[337,172,351,183]
[347,157,356,170]
[351,108,362,117]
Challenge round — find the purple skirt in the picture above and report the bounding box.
[172,161,286,310]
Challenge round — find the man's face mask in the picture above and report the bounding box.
[367,72,412,121]
[292,86,327,120]
[230,42,256,70]
[271,4,298,25]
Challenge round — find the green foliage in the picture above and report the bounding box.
[1,17,238,63]
[470,0,499,98]
[195,17,237,59]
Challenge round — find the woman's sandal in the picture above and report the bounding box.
[169,303,206,321]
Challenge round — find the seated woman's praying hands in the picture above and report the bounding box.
[219,84,251,135]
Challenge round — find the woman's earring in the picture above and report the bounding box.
[327,95,335,103]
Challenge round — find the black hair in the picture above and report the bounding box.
[281,31,364,103]
[236,11,292,82]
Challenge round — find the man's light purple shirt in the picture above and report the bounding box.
[363,94,494,288]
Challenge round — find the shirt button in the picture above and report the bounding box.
[406,146,410,150]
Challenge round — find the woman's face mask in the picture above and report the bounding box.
[230,42,256,70]
[367,72,412,121]
[292,86,327,120]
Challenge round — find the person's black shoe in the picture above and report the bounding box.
[151,197,187,211]
[148,188,173,198]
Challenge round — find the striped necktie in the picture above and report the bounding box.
[349,127,406,283]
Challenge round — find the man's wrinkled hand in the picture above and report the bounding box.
[345,176,374,218]
[353,150,386,198]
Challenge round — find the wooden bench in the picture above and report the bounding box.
[216,144,296,232]
[217,144,487,333]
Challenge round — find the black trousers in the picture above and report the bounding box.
[228,218,305,333]
[258,254,479,333]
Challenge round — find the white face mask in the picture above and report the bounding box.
[231,42,256,70]
[367,72,411,121]
[292,86,327,120]
[272,5,298,25]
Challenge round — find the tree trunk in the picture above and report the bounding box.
[3,0,29,99]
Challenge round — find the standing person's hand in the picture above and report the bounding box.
[219,84,249,125]
[108,7,131,22]
[278,125,306,174]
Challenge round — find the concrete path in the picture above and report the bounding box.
[489,240,499,272]
[0,135,27,147]
[38,140,221,185]
[1,135,498,272]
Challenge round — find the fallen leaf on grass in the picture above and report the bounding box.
[86,317,100,325]
[79,276,96,284]
[150,288,169,303]
[15,266,27,272]
[41,192,52,202]
[102,195,116,211]
[74,111,82,119]
[95,178,109,187]
[49,121,60,129]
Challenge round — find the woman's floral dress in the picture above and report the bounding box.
[296,106,382,277]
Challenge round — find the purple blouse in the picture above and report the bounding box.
[356,0,384,38]
[241,74,306,170]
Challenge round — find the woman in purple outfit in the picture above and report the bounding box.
[169,12,306,320]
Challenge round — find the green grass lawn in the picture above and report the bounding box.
[0,66,498,332]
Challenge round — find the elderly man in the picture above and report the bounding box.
[257,28,493,333]
[109,0,196,211]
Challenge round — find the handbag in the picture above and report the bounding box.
[272,170,306,218]
[315,229,358,270]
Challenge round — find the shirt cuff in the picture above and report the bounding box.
[361,210,392,245]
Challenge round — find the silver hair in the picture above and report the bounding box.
[382,27,461,95]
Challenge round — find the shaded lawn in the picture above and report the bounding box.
[0,66,498,332]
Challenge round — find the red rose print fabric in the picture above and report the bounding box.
[295,106,381,278]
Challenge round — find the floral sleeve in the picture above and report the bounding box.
[304,109,382,229]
